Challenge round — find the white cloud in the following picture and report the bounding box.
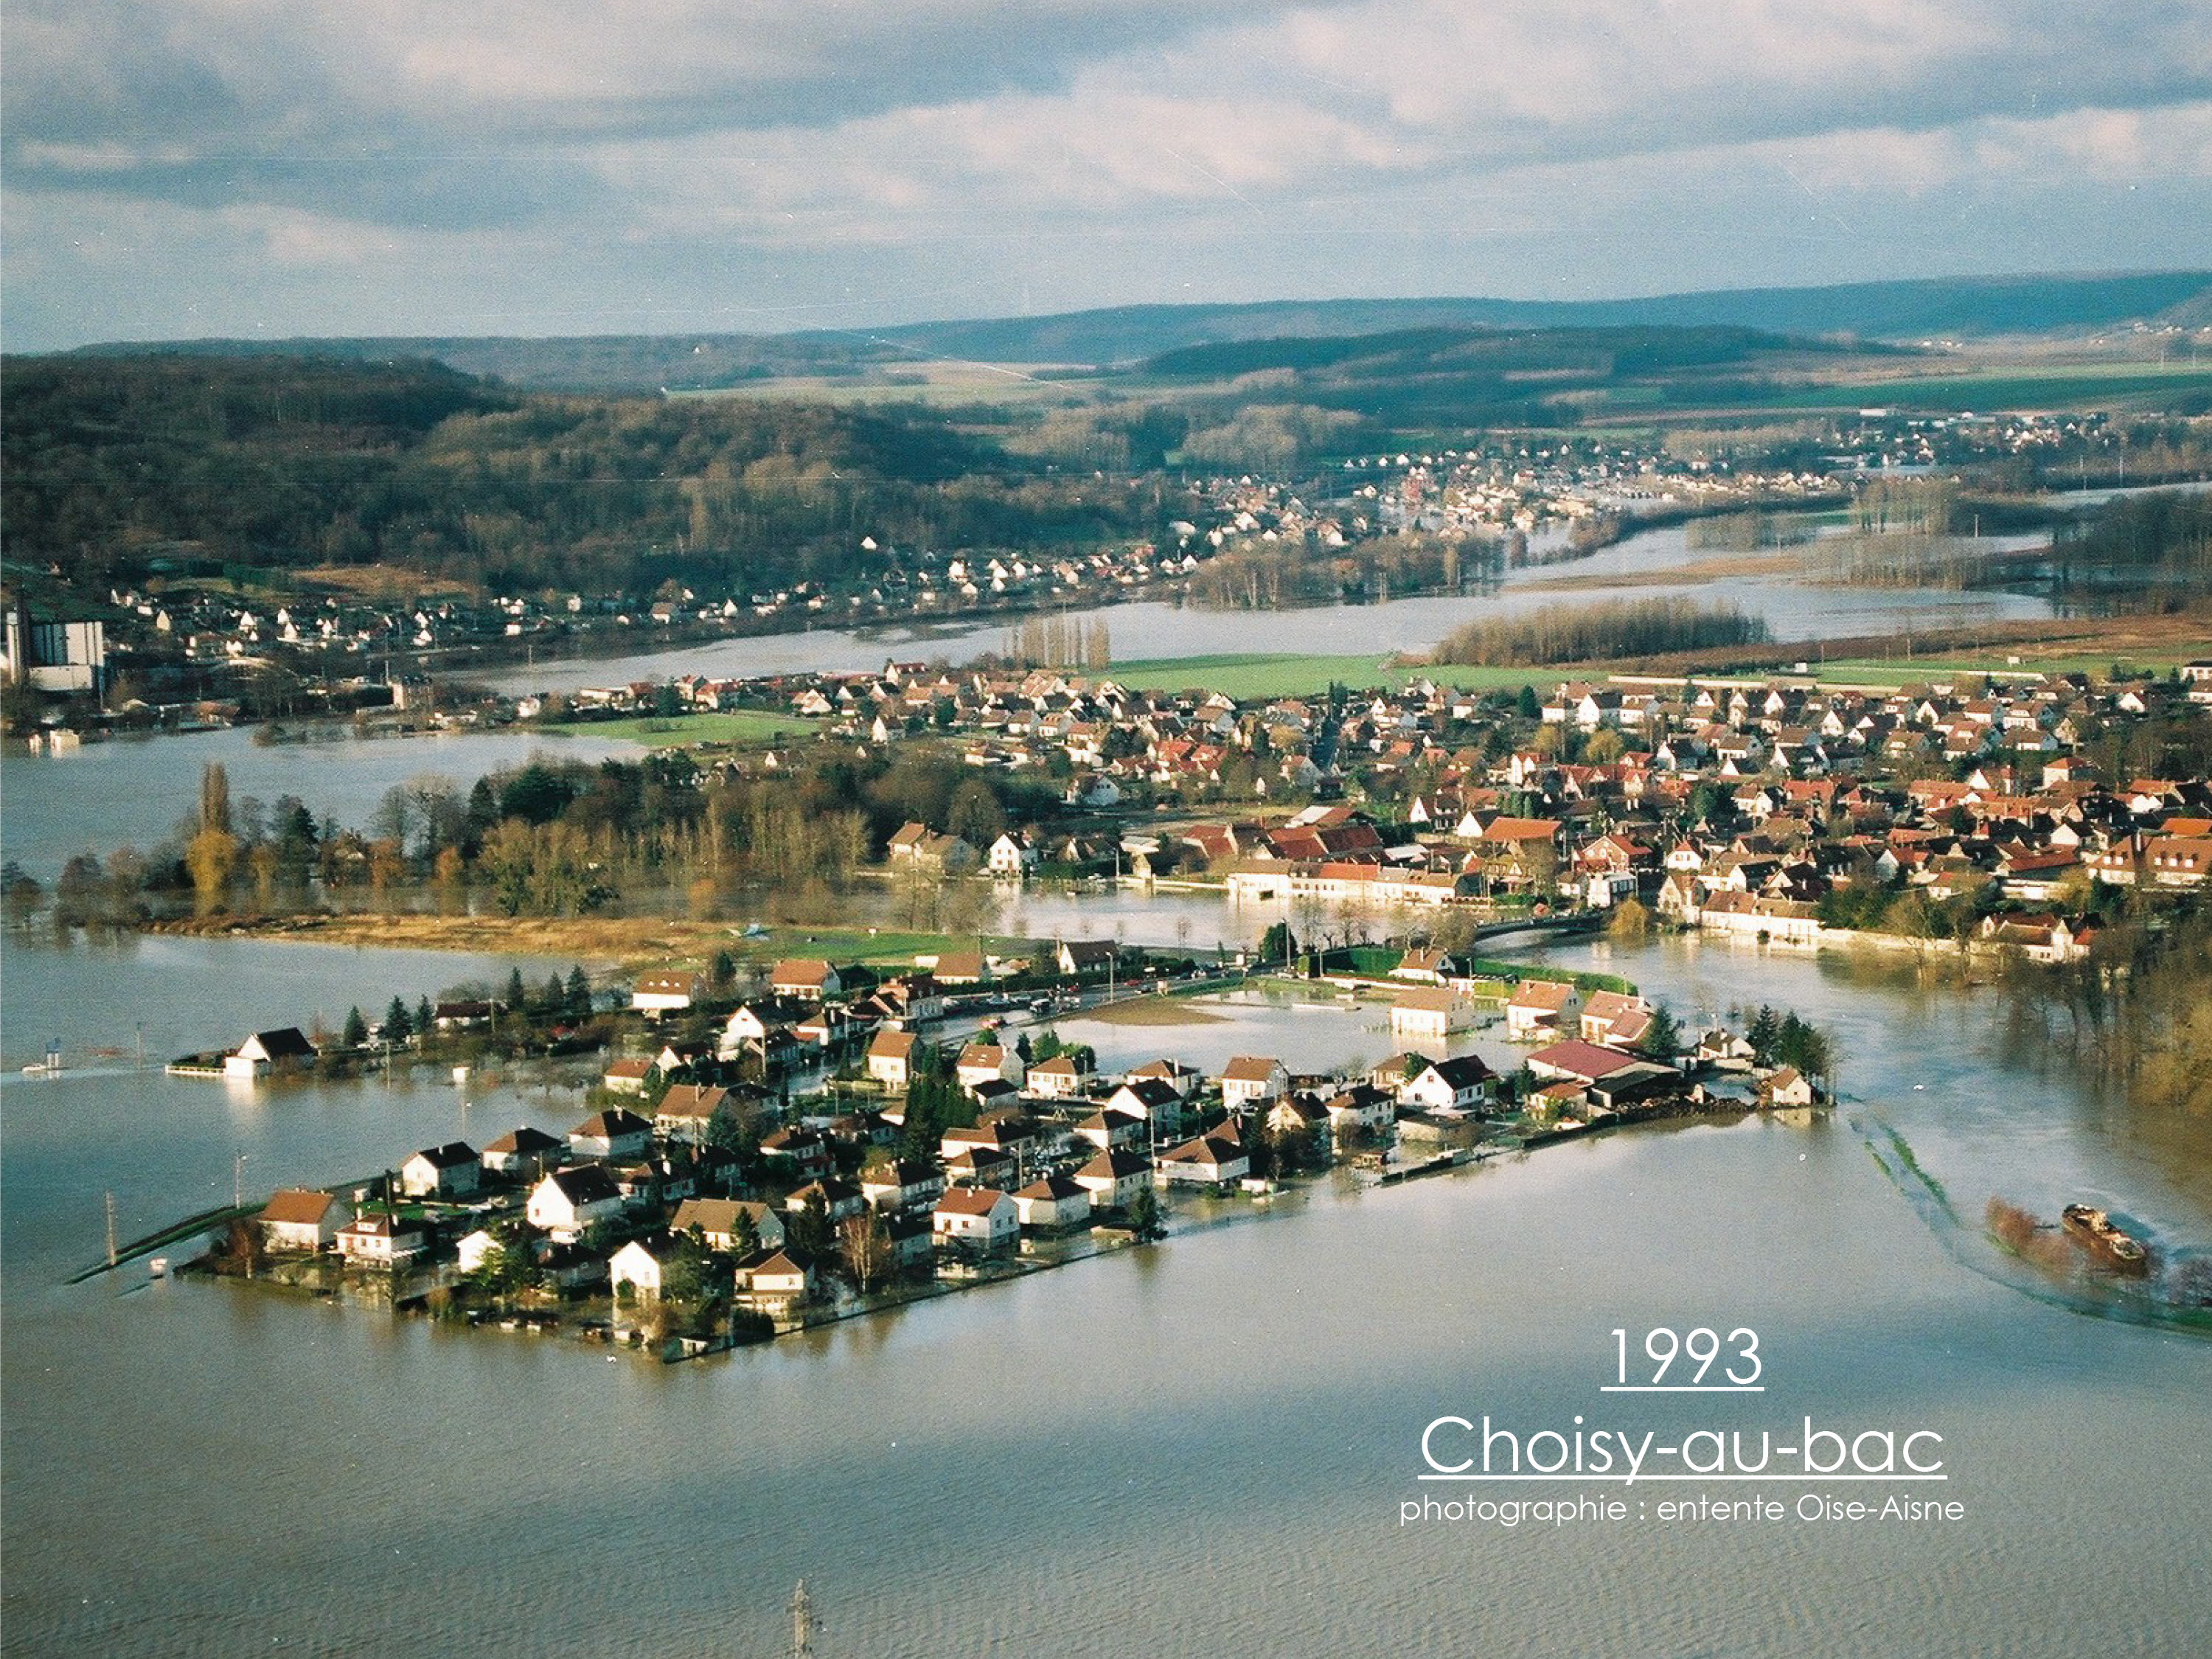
[4,0,2210,344]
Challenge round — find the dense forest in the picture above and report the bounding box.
[0,354,1157,594]
[1428,597,1773,666]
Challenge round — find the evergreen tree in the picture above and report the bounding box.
[342,1006,369,1048]
[385,995,413,1043]
[543,973,566,1015]
[416,995,434,1037]
[1747,1005,1781,1065]
[1641,1002,1681,1062]
[566,964,592,1016]
[1126,1186,1165,1242]
[504,967,527,1012]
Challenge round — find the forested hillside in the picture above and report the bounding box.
[0,355,1150,594]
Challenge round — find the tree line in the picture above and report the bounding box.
[1428,597,1771,667]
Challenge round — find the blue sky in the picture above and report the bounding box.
[5,0,2211,349]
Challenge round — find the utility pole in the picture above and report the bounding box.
[234,1151,247,1211]
[105,1192,118,1270]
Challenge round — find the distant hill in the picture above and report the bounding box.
[869,272,2211,365]
[55,271,2211,391]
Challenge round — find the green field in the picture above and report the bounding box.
[541,710,821,748]
[1804,646,2211,686]
[1107,651,1571,698]
[1741,361,2212,414]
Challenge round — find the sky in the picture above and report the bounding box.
[5,0,2212,350]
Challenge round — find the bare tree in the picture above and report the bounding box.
[839,1212,894,1293]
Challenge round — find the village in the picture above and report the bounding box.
[197,919,1833,1358]
[499,651,2212,963]
[14,420,1898,727]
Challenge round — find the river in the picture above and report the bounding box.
[1,914,2205,1657]
[476,512,2066,695]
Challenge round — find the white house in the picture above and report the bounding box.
[526,1165,626,1242]
[1390,986,1472,1040]
[1074,1107,1147,1151]
[1126,1059,1203,1099]
[1012,1175,1093,1230]
[1579,991,1655,1048]
[455,1228,502,1275]
[1218,1056,1289,1113]
[1159,1133,1251,1187]
[630,971,701,1014]
[932,1189,1019,1253]
[259,1187,349,1251]
[768,959,843,1001]
[399,1141,481,1200]
[1503,981,1581,1040]
[859,1160,945,1214]
[568,1109,653,1161]
[601,1056,654,1095]
[609,1238,669,1301]
[734,1248,813,1310]
[954,1042,1026,1094]
[1025,1052,1091,1099]
[1074,1148,1152,1211]
[1104,1079,1186,1136]
[1318,1085,1395,1138]
[866,1029,921,1093]
[987,832,1038,877]
[1398,1055,1494,1114]
[334,1212,427,1267]
[480,1126,563,1178]
[225,1026,316,1079]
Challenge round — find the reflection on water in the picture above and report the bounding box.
[0,724,640,882]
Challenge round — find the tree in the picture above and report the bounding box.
[185,827,237,912]
[199,761,233,836]
[1259,920,1296,965]
[1125,1186,1165,1242]
[1642,1002,1681,1062]
[839,1211,894,1293]
[566,965,593,1017]
[1747,1005,1780,1065]
[788,1191,832,1258]
[1517,685,1541,720]
[385,995,414,1043]
[342,1006,369,1048]
[1,861,44,926]
[504,967,528,1014]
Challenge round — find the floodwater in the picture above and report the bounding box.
[0,725,640,883]
[481,510,2062,695]
[2,919,2206,1657]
